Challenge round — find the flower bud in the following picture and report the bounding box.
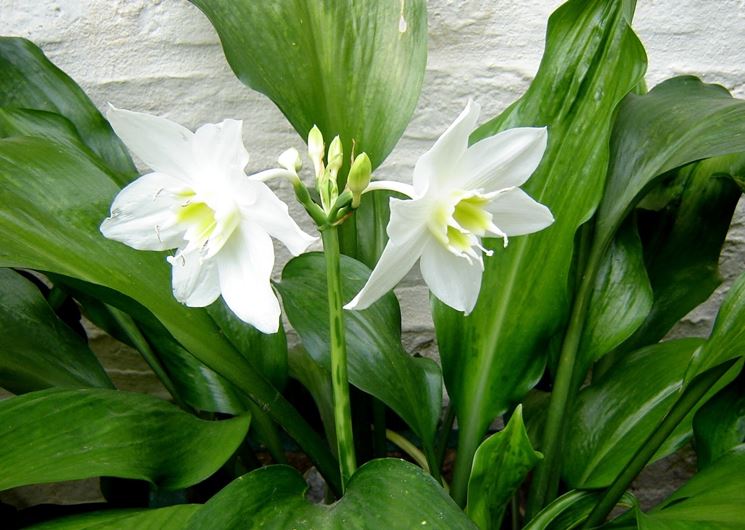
[278,147,302,173]
[347,153,372,208]
[326,135,343,178]
[308,125,324,178]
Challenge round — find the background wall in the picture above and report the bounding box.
[1,0,745,507]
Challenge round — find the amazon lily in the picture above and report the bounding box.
[345,100,554,314]
[100,107,316,334]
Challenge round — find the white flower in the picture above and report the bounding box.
[100,107,316,334]
[345,100,554,314]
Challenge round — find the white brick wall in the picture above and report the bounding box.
[2,0,745,345]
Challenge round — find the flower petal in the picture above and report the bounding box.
[413,99,481,195]
[235,180,317,256]
[100,172,187,250]
[167,249,221,307]
[419,241,483,314]
[192,119,250,184]
[107,106,195,180]
[364,180,416,198]
[486,187,554,236]
[460,126,548,191]
[216,221,281,334]
[345,198,431,310]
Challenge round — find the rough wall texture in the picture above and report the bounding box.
[1,0,745,507]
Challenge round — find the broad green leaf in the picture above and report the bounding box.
[0,37,135,184]
[0,136,339,489]
[185,459,475,529]
[0,388,249,491]
[523,490,637,530]
[578,220,652,373]
[693,370,745,469]
[466,406,542,530]
[432,0,647,490]
[593,76,745,255]
[564,339,705,488]
[189,1,426,172]
[637,444,745,529]
[288,344,336,445]
[687,270,745,380]
[0,268,112,393]
[277,252,442,456]
[26,506,200,530]
[610,155,744,361]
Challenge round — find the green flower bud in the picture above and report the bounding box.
[308,125,324,178]
[347,153,372,208]
[326,135,344,178]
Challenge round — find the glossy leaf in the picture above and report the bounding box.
[618,159,744,362]
[277,252,442,456]
[432,0,646,488]
[523,490,636,530]
[26,506,200,530]
[0,37,136,184]
[189,0,426,172]
[693,370,745,469]
[637,444,745,529]
[0,268,112,393]
[565,339,706,488]
[594,76,745,254]
[0,388,249,491]
[578,220,652,373]
[466,406,542,530]
[288,344,336,445]
[185,459,475,529]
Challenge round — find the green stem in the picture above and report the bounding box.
[450,417,483,506]
[582,360,735,528]
[387,429,429,472]
[321,227,357,491]
[434,403,455,475]
[526,245,603,518]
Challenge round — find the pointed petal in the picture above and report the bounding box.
[192,119,250,183]
[167,249,221,307]
[100,172,187,250]
[364,180,416,198]
[216,222,281,334]
[345,198,431,310]
[486,187,554,236]
[235,180,316,256]
[107,106,194,180]
[420,242,483,314]
[413,99,480,195]
[460,126,548,191]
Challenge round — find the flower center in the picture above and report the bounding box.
[175,189,240,258]
[429,191,506,263]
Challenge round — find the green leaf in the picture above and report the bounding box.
[564,339,705,488]
[432,0,646,491]
[0,37,136,184]
[288,344,336,445]
[349,189,404,269]
[693,370,745,469]
[594,76,745,256]
[0,268,112,393]
[466,405,543,530]
[277,252,442,455]
[608,155,744,362]
[0,135,339,490]
[523,490,637,530]
[26,506,200,530]
[578,220,652,373]
[0,388,249,491]
[189,1,426,172]
[638,444,745,529]
[185,459,475,529]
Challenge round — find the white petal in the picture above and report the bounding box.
[236,180,317,256]
[486,187,554,236]
[167,249,221,307]
[216,222,281,334]
[413,99,480,195]
[107,106,194,180]
[420,242,483,314]
[192,119,250,183]
[364,180,416,198]
[460,126,548,191]
[100,172,187,250]
[345,198,431,310]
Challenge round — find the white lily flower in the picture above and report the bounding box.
[100,107,316,334]
[345,100,554,314]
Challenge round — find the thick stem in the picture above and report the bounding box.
[322,227,357,490]
[582,360,735,528]
[526,245,603,519]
